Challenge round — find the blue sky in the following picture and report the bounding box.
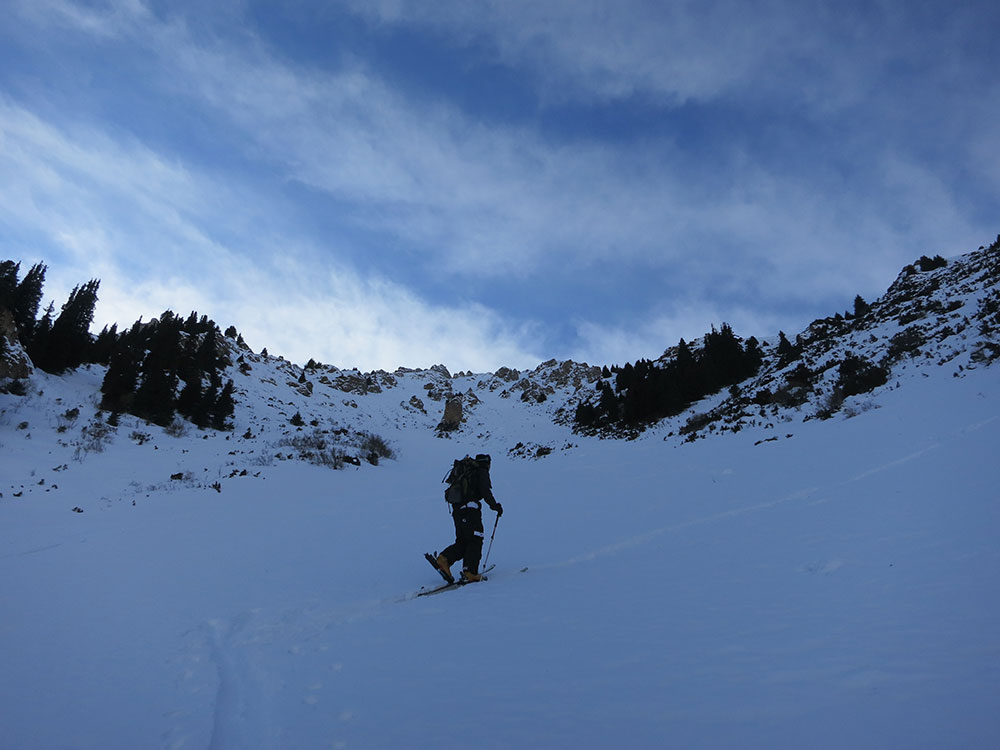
[2,0,997,371]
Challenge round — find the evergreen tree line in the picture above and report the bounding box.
[1,260,101,373]
[576,323,763,428]
[2,258,236,430]
[100,311,236,430]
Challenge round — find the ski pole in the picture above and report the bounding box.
[481,513,500,571]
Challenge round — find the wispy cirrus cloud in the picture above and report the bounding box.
[0,98,543,370]
[2,0,996,371]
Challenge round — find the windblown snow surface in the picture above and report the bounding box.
[2,358,998,749]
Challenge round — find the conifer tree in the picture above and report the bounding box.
[132,315,182,426]
[598,380,618,415]
[31,302,55,355]
[574,400,597,427]
[134,364,179,426]
[0,260,19,310]
[211,380,236,430]
[196,327,229,373]
[92,324,118,366]
[101,324,143,413]
[176,376,204,424]
[11,262,46,343]
[34,279,100,373]
[745,336,764,373]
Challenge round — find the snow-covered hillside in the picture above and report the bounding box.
[1,241,999,749]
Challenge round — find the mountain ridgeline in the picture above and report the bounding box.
[570,240,998,440]
[2,234,999,448]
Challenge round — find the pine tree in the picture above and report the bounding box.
[598,380,618,416]
[132,316,182,426]
[134,364,179,426]
[0,260,19,310]
[30,302,55,362]
[701,323,745,391]
[176,376,204,424]
[34,279,100,373]
[744,336,764,373]
[211,380,236,430]
[196,327,229,373]
[616,362,634,393]
[574,400,597,427]
[11,262,46,343]
[101,325,143,413]
[92,324,118,366]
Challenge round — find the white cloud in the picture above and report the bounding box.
[341,0,872,106]
[13,0,986,288]
[0,99,544,370]
[4,0,995,372]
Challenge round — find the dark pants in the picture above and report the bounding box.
[441,505,485,573]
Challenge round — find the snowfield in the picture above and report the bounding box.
[2,351,998,749]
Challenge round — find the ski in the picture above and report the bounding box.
[416,564,495,598]
[416,580,460,597]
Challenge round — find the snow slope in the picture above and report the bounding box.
[2,354,998,749]
[2,242,999,748]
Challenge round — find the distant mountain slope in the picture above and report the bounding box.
[2,235,998,487]
[571,237,1000,441]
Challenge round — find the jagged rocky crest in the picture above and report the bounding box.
[2,236,998,467]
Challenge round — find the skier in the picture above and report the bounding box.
[432,453,503,583]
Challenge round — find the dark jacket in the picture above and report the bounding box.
[469,466,500,512]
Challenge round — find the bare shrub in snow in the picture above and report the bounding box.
[74,416,115,460]
[359,432,395,465]
[280,430,346,470]
[843,400,880,419]
[164,420,189,438]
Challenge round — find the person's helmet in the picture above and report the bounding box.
[475,453,491,468]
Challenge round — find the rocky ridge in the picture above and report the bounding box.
[2,237,998,488]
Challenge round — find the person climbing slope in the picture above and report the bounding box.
[427,453,503,583]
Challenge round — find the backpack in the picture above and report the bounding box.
[443,456,480,505]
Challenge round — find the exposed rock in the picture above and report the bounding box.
[513,378,555,403]
[290,379,314,397]
[437,395,463,431]
[423,380,452,402]
[494,366,520,382]
[0,308,32,381]
[508,441,555,459]
[328,372,383,395]
[531,359,602,389]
